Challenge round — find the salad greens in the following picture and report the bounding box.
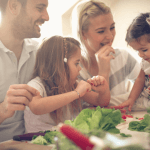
[65,106,123,134]
[31,130,59,145]
[129,114,150,132]
[31,135,48,145]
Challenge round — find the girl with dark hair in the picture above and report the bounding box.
[24,35,110,133]
[118,13,150,111]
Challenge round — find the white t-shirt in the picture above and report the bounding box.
[24,77,81,133]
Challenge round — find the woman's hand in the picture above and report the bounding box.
[95,45,115,80]
[75,80,91,97]
[87,75,109,94]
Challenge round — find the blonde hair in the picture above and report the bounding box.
[72,0,111,67]
[32,35,82,124]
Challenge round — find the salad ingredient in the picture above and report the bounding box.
[31,135,48,145]
[128,114,150,132]
[59,124,94,150]
[65,106,123,134]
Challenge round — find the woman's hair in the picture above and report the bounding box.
[126,13,150,44]
[0,0,27,16]
[32,35,82,124]
[72,0,111,67]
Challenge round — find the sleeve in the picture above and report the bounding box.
[27,78,45,97]
[125,51,141,80]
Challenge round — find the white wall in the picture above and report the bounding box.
[35,0,150,62]
[111,0,150,62]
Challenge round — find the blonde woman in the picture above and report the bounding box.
[72,0,140,106]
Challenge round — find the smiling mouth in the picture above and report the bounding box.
[100,42,112,46]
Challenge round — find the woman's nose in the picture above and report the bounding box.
[105,30,114,40]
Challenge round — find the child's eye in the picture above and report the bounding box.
[142,49,148,52]
[75,63,79,66]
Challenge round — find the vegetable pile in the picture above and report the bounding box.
[128,114,150,132]
[64,106,124,134]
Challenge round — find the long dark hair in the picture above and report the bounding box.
[126,13,150,44]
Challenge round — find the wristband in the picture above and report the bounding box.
[74,90,80,98]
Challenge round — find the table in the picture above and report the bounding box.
[116,110,149,149]
[0,110,149,150]
[0,140,54,150]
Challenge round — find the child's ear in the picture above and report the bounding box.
[82,31,87,41]
[8,0,21,15]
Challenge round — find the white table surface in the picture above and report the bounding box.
[115,110,149,149]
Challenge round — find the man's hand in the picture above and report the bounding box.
[0,84,40,123]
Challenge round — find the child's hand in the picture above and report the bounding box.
[117,98,135,111]
[87,75,109,93]
[75,80,91,97]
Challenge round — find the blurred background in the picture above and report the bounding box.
[1,0,150,62]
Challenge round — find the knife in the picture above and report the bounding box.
[13,132,46,141]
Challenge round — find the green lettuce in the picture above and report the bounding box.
[64,106,122,134]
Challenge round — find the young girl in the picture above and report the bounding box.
[24,36,110,133]
[118,13,150,111]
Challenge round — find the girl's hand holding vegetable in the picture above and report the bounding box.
[75,80,91,98]
[87,75,109,94]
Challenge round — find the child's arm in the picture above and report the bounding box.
[80,75,110,107]
[28,81,91,115]
[119,69,145,111]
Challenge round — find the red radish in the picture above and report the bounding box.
[59,124,94,150]
[138,117,144,120]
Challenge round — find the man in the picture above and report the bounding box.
[0,0,49,142]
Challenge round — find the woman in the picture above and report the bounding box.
[72,0,140,106]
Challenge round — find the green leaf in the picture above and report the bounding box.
[31,135,48,145]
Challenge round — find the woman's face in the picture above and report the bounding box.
[82,13,116,53]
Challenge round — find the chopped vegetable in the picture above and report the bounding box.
[120,133,132,137]
[31,135,48,145]
[128,114,150,132]
[44,131,59,144]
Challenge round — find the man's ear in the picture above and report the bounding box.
[8,0,21,15]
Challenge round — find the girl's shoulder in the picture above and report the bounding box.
[28,76,43,85]
[27,77,47,97]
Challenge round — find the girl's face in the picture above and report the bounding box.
[67,48,81,85]
[129,36,150,62]
[82,13,116,53]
